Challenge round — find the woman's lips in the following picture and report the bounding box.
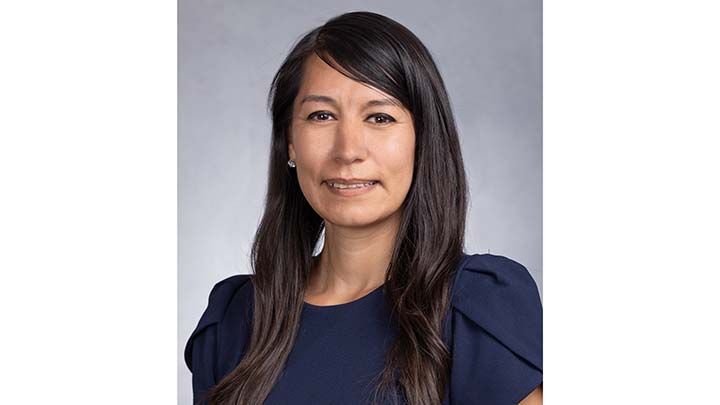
[323,180,379,197]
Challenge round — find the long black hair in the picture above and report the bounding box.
[205,11,468,405]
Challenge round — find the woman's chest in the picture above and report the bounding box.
[264,308,397,404]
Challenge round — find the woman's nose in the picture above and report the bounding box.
[332,117,368,164]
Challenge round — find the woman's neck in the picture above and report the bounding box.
[305,210,401,303]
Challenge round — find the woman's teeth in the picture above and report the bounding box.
[328,181,377,189]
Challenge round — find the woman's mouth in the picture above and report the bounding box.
[324,180,379,196]
[327,180,378,189]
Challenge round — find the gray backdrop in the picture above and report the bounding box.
[179,1,541,403]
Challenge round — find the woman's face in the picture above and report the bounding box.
[288,53,416,228]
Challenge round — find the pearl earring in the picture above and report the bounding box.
[287,159,296,168]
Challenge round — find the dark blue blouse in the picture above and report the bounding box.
[184,253,543,404]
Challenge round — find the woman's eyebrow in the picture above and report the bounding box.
[300,94,400,108]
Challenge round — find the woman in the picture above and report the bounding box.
[185,11,542,405]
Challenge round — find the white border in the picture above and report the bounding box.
[545,0,720,402]
[0,1,177,403]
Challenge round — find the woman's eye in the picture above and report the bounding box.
[307,111,335,122]
[368,114,396,125]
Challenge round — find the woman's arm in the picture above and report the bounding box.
[518,383,542,405]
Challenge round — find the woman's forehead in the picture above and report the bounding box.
[300,55,375,96]
[296,54,403,110]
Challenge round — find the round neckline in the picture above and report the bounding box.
[303,283,385,310]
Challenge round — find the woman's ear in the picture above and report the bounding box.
[288,142,296,161]
[287,126,296,161]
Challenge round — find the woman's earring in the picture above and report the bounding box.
[287,159,296,168]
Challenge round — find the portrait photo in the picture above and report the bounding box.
[179,2,542,404]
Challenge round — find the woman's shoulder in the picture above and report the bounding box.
[184,274,254,380]
[450,252,543,367]
[448,253,543,404]
[451,253,542,312]
[186,275,253,338]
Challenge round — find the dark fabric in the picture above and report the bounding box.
[184,253,543,404]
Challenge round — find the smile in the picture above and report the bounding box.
[324,180,379,196]
[327,180,378,189]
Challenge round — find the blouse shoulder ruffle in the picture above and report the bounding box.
[184,274,252,404]
[448,253,543,404]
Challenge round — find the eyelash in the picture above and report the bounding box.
[306,111,396,125]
